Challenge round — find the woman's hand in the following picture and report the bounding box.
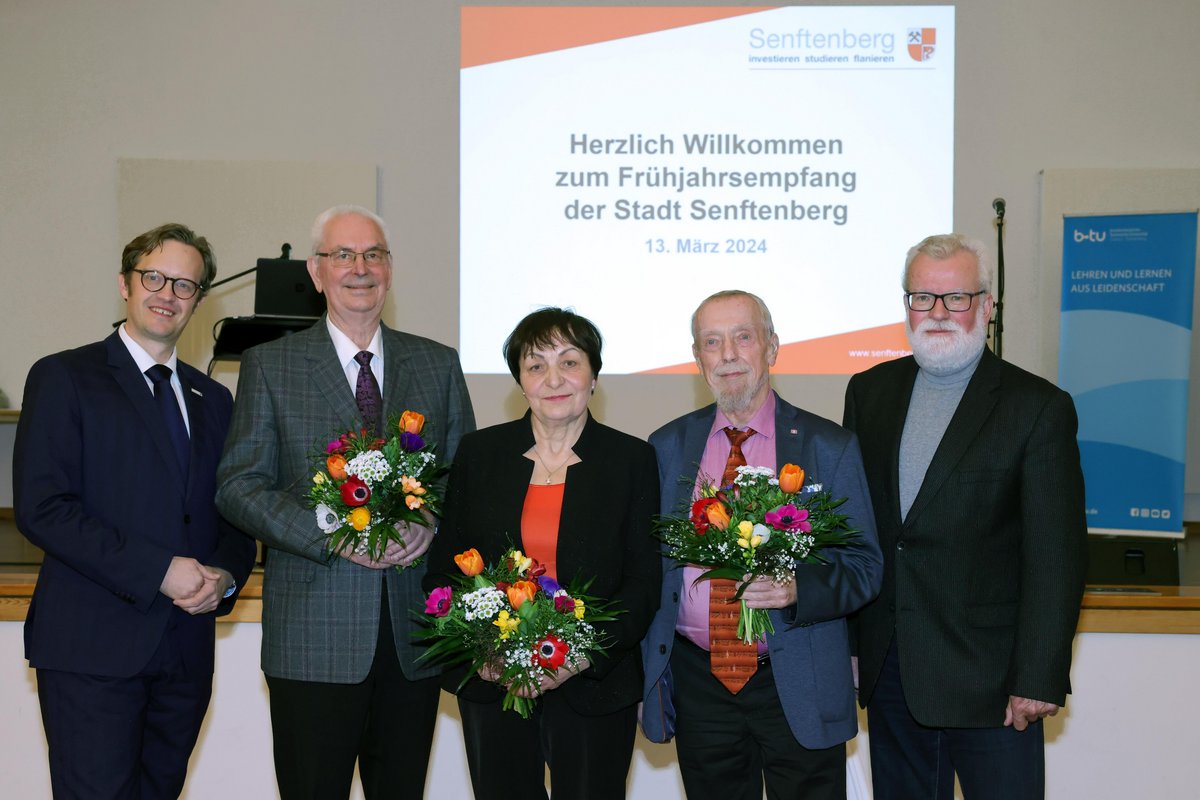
[508,657,592,698]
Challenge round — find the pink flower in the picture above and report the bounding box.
[765,503,809,531]
[554,594,576,615]
[424,586,452,617]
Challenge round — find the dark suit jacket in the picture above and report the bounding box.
[424,412,661,715]
[216,319,475,683]
[14,332,256,677]
[640,393,882,749]
[843,348,1088,728]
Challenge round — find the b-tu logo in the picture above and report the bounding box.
[1073,229,1107,243]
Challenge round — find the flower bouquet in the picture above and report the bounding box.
[656,463,859,644]
[419,547,618,718]
[305,410,446,569]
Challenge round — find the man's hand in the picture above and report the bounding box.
[160,556,208,600]
[339,522,434,569]
[163,559,234,615]
[1004,695,1060,731]
[740,574,797,609]
[389,521,434,566]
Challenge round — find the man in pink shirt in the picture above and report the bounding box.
[641,290,882,799]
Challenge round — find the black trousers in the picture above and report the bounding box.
[457,688,638,800]
[265,587,440,800]
[671,635,846,800]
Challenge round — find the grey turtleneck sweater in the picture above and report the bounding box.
[898,348,985,521]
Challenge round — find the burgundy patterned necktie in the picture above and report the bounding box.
[354,350,382,436]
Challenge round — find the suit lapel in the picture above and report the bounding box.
[676,411,712,505]
[105,334,187,494]
[774,398,808,470]
[305,323,361,429]
[880,363,919,528]
[905,350,1002,524]
[381,325,415,425]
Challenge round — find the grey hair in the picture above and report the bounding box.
[310,205,391,255]
[902,233,992,293]
[690,289,775,342]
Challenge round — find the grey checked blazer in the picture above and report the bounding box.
[216,320,475,682]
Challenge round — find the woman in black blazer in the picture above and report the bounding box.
[425,308,661,800]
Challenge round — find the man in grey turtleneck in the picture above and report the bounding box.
[843,234,1087,799]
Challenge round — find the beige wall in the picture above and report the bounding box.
[0,0,1196,438]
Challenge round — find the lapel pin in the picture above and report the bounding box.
[190,387,204,397]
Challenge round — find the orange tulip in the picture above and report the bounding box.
[778,464,805,494]
[454,548,484,576]
[326,454,348,481]
[705,502,731,531]
[398,410,425,435]
[507,580,539,610]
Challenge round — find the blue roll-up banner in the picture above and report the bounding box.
[1060,212,1197,537]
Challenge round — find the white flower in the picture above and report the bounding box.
[346,450,391,485]
[752,523,772,545]
[315,504,340,533]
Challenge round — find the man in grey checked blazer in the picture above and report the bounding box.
[216,205,475,799]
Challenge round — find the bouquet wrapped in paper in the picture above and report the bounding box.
[419,547,618,718]
[656,463,859,643]
[305,410,446,569]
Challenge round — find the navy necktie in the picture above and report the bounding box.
[145,364,190,477]
[354,350,382,436]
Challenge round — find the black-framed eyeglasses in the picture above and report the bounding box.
[130,268,203,300]
[314,248,391,267]
[904,290,986,312]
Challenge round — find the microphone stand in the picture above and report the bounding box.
[991,200,1006,359]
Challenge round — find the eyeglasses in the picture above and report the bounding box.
[904,290,986,312]
[130,268,202,300]
[315,248,391,267]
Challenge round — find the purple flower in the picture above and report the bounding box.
[399,431,425,452]
[764,503,809,532]
[424,586,452,617]
[325,439,344,454]
[537,576,562,596]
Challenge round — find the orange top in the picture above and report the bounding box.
[521,483,566,581]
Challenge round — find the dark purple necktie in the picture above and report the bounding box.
[145,364,190,477]
[354,350,382,436]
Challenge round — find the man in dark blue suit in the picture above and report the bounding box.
[641,290,882,799]
[14,223,257,799]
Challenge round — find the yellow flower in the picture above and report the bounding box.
[312,472,325,485]
[737,520,754,537]
[509,550,533,575]
[347,507,371,531]
[573,600,585,621]
[493,610,520,640]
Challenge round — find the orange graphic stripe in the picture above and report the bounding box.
[462,7,774,68]
[641,323,911,376]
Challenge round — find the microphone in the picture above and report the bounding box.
[992,197,1006,218]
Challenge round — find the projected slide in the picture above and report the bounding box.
[461,6,954,374]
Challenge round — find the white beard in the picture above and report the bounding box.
[906,312,988,376]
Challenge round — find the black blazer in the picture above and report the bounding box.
[843,348,1087,728]
[15,333,256,677]
[425,412,661,715]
